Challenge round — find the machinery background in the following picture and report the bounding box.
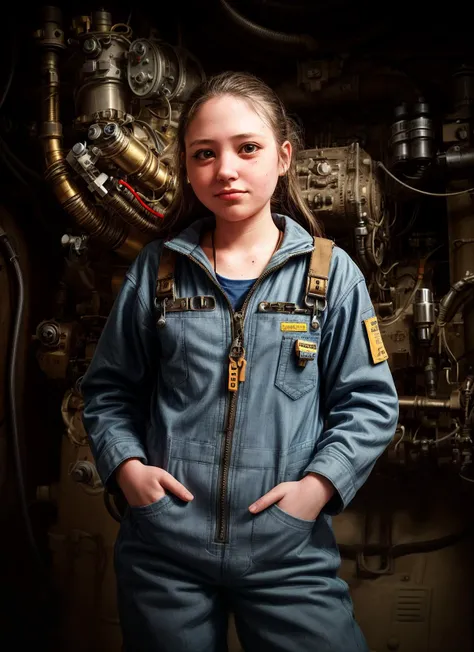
[1,2,474,651]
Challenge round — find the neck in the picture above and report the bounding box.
[213,206,279,251]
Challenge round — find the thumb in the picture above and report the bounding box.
[249,484,286,514]
[159,470,194,501]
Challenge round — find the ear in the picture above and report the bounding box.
[278,140,292,176]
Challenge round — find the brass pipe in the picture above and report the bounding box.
[92,10,112,32]
[37,9,147,260]
[99,124,172,192]
[104,190,160,235]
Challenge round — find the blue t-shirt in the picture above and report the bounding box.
[216,273,257,310]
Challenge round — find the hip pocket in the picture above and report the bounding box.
[129,494,174,518]
[129,493,195,557]
[274,335,319,400]
[251,504,315,564]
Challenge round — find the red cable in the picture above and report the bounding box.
[118,179,164,218]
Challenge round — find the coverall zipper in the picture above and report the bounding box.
[177,244,312,543]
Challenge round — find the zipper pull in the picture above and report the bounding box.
[229,312,246,390]
[237,356,247,382]
[234,311,244,336]
[228,357,239,392]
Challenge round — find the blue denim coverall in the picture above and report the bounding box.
[82,214,399,652]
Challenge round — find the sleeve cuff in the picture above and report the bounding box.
[304,450,357,515]
[95,438,148,492]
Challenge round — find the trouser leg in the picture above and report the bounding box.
[115,516,228,652]
[232,564,368,652]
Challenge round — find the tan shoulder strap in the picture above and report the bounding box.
[304,237,334,328]
[155,246,176,302]
[155,246,176,327]
[306,236,334,301]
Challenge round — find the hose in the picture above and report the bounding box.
[218,0,318,53]
[103,490,122,523]
[103,488,127,522]
[0,25,15,111]
[438,275,474,325]
[0,226,45,571]
[339,521,474,560]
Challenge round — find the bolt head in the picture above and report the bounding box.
[83,38,97,53]
[72,142,86,156]
[103,123,117,137]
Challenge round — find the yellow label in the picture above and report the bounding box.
[295,340,317,353]
[281,322,308,332]
[364,317,389,364]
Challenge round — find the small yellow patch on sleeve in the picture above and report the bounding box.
[364,316,389,364]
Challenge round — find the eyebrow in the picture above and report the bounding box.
[188,133,262,148]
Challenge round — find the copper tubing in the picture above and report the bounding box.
[39,39,147,259]
[99,124,172,193]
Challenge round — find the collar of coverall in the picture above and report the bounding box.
[164,213,315,276]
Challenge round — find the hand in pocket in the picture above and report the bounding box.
[116,459,194,508]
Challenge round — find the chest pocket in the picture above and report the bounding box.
[275,333,320,400]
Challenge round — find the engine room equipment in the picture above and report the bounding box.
[34,5,203,261]
[409,100,435,165]
[413,287,435,344]
[297,142,382,233]
[3,4,474,652]
[89,122,174,194]
[127,38,204,102]
[74,9,131,127]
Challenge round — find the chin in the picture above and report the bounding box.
[209,201,270,223]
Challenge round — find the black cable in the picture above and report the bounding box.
[339,521,474,560]
[0,22,16,112]
[0,226,45,571]
[103,489,124,523]
[0,51,14,112]
[218,0,318,53]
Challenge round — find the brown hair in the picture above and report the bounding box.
[159,70,323,238]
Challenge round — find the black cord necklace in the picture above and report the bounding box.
[211,229,217,275]
[211,228,283,276]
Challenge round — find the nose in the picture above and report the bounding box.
[215,151,239,182]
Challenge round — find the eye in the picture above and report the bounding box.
[192,149,215,160]
[240,143,260,154]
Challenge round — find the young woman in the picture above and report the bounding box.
[82,71,399,652]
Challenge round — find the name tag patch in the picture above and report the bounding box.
[281,322,308,332]
[364,317,389,364]
[295,339,317,367]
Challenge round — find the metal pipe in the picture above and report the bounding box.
[104,189,160,235]
[99,123,173,193]
[398,395,460,411]
[36,7,145,261]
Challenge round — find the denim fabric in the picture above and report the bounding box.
[82,213,399,651]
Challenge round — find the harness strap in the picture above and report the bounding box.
[155,246,176,302]
[155,236,334,327]
[155,246,176,327]
[306,236,334,300]
[304,236,334,327]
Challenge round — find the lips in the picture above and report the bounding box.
[215,189,246,197]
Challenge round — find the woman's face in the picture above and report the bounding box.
[184,94,291,225]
